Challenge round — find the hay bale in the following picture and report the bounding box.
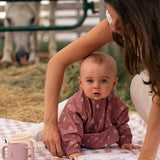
[0,61,80,122]
[0,63,46,122]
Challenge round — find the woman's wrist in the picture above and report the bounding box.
[44,113,58,125]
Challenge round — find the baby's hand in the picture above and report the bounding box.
[121,143,141,150]
[69,152,83,160]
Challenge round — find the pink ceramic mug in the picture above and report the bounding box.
[2,143,34,160]
[7,132,37,156]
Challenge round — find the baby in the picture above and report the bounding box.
[58,52,140,160]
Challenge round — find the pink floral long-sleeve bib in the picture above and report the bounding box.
[58,90,132,156]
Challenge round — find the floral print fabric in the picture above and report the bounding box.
[58,89,132,156]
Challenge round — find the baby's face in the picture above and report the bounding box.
[78,61,117,100]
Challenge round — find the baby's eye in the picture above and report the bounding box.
[87,79,93,83]
[101,79,107,83]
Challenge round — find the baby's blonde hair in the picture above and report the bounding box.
[79,52,117,77]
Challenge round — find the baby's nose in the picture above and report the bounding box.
[93,82,100,88]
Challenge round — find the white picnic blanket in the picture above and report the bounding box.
[0,112,146,160]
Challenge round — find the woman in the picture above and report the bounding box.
[43,0,160,159]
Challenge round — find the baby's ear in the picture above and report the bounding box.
[112,77,118,89]
[78,77,82,88]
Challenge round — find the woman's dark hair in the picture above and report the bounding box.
[104,0,160,100]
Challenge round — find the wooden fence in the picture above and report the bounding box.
[0,0,107,41]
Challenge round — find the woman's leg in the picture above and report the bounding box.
[130,70,152,123]
[130,70,160,159]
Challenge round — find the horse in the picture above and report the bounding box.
[1,1,57,66]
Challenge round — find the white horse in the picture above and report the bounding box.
[1,1,57,66]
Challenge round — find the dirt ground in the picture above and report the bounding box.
[0,52,79,123]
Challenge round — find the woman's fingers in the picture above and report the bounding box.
[43,124,64,156]
[55,139,64,156]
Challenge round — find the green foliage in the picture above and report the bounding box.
[101,45,135,111]
[0,41,71,53]
[0,42,4,52]
[59,62,80,102]
[38,41,71,52]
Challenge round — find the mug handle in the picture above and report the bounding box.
[7,139,10,144]
[29,138,37,152]
[2,145,7,159]
[26,146,34,160]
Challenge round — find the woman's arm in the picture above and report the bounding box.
[139,95,160,160]
[43,19,113,156]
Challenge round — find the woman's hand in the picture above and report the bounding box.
[43,122,64,157]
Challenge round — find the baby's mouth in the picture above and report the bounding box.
[93,92,100,96]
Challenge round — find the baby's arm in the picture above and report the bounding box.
[69,152,83,160]
[121,143,141,150]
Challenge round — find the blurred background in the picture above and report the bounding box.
[0,0,134,123]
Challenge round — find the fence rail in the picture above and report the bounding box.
[0,0,107,41]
